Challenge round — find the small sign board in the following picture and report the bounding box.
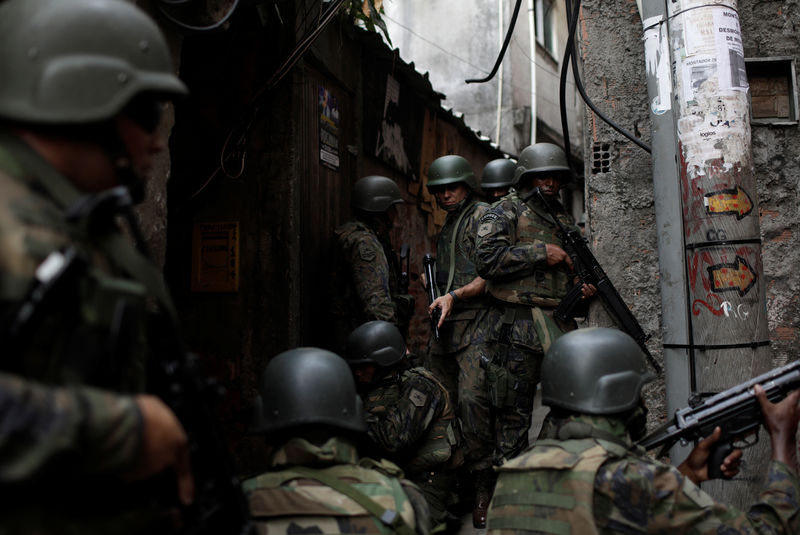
[191,221,239,293]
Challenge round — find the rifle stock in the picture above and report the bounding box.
[529,188,661,374]
[638,360,800,478]
[422,254,441,341]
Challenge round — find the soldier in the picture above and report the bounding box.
[487,327,800,534]
[480,158,516,200]
[244,347,431,535]
[474,143,597,466]
[424,154,494,528]
[344,320,463,530]
[331,175,415,354]
[0,0,194,531]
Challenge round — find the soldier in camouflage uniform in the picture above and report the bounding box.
[474,143,596,466]
[0,0,193,531]
[245,347,431,535]
[487,327,800,534]
[480,158,516,200]
[331,175,415,354]
[344,321,463,530]
[424,154,495,527]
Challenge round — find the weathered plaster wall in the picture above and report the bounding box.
[579,0,799,461]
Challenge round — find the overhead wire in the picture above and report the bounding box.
[465,0,524,83]
[560,0,651,155]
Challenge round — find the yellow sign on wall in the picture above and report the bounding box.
[191,221,239,293]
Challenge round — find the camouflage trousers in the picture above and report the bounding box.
[406,468,459,527]
[425,344,493,473]
[491,343,542,463]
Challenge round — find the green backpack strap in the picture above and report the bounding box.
[290,466,416,535]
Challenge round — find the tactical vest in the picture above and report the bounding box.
[488,437,627,535]
[488,192,575,306]
[244,461,417,535]
[365,367,461,474]
[0,134,163,393]
[435,197,487,312]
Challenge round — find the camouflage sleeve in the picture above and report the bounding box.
[366,375,443,454]
[461,202,489,262]
[474,202,548,280]
[345,232,398,324]
[595,457,800,534]
[0,372,142,483]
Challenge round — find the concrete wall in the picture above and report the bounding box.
[579,0,800,504]
[384,0,583,157]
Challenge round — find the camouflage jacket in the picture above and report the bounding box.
[361,366,461,474]
[244,436,431,535]
[430,197,490,354]
[488,414,800,534]
[0,132,179,532]
[331,220,413,352]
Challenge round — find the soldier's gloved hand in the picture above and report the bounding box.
[677,426,743,484]
[127,394,195,505]
[545,244,572,269]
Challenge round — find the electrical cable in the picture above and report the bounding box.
[191,0,347,196]
[561,0,651,154]
[155,0,241,34]
[465,0,523,83]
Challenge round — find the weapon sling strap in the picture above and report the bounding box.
[289,466,417,535]
[444,201,472,295]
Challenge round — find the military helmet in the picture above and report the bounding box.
[513,143,572,185]
[481,158,516,189]
[351,176,404,213]
[426,155,478,191]
[0,0,187,125]
[344,321,406,367]
[541,328,655,415]
[251,348,367,434]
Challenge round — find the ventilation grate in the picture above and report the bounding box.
[591,142,611,174]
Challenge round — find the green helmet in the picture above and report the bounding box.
[344,321,406,367]
[481,158,516,189]
[426,155,478,191]
[0,0,187,125]
[513,143,572,185]
[541,328,655,415]
[351,176,404,213]
[251,348,366,434]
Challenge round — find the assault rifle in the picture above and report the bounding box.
[422,253,441,341]
[638,360,800,479]
[528,187,661,374]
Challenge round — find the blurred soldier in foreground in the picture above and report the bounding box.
[480,158,516,201]
[0,0,193,532]
[487,328,800,534]
[344,321,463,531]
[424,154,494,527]
[244,348,431,534]
[331,176,415,354]
[475,143,596,465]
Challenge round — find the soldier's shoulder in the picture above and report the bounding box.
[403,367,444,395]
[358,456,405,478]
[335,221,380,251]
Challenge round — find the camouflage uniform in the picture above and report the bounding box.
[427,196,494,473]
[474,191,577,461]
[487,413,800,534]
[332,221,413,353]
[0,132,174,531]
[244,436,431,535]
[360,365,463,524]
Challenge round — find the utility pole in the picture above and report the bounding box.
[640,0,771,507]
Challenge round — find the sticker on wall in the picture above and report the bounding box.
[319,86,340,171]
[706,256,756,296]
[703,185,753,219]
[191,221,239,293]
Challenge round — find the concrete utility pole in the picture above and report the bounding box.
[640,0,771,507]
